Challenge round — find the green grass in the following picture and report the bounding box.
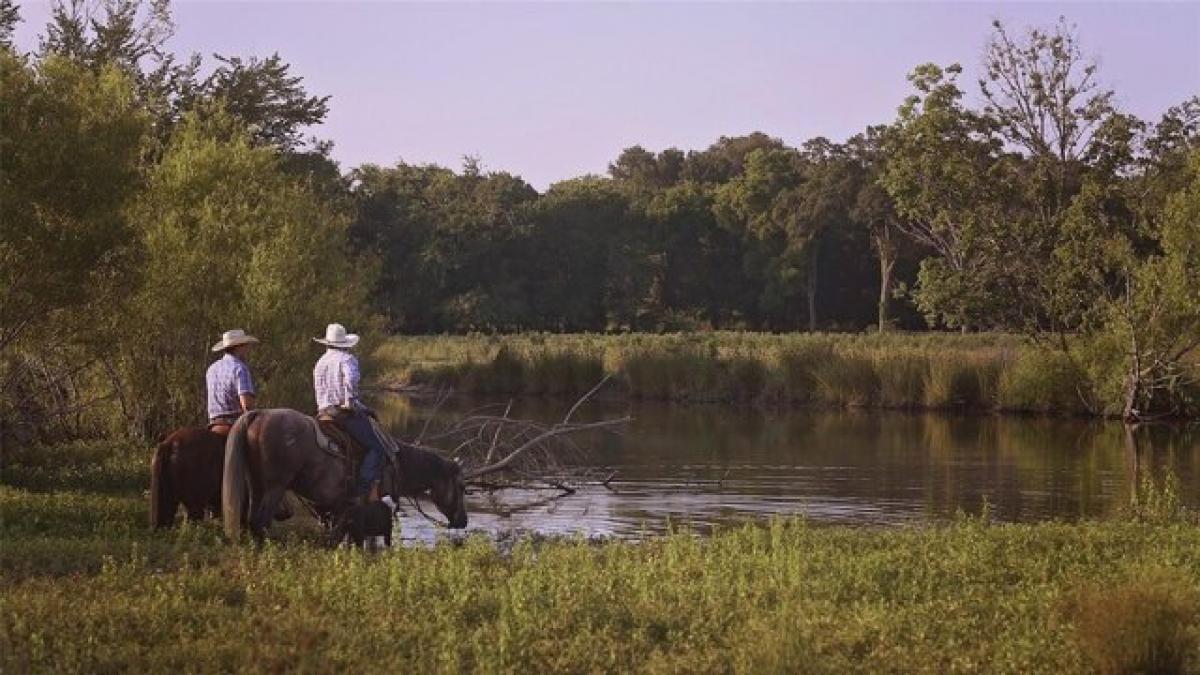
[4,441,1200,673]
[372,332,1103,415]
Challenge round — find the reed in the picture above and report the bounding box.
[374,332,1097,414]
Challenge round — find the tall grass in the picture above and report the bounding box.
[4,440,1200,673]
[374,333,1099,415]
[5,441,1200,673]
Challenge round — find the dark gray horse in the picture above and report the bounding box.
[222,409,467,541]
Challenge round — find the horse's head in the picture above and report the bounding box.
[430,459,468,529]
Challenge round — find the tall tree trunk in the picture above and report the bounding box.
[875,232,895,333]
[806,239,820,332]
[1123,327,1142,423]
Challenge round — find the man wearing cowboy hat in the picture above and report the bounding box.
[206,329,259,434]
[313,323,391,497]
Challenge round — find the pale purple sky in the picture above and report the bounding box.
[13,1,1200,189]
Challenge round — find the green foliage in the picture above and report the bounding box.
[882,62,1013,330]
[0,52,148,353]
[120,110,376,434]
[999,349,1090,415]
[0,0,18,48]
[351,132,900,335]
[1123,468,1195,526]
[38,0,329,152]
[202,54,330,150]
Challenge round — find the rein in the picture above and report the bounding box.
[406,495,451,529]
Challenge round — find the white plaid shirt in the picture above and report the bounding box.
[314,348,362,411]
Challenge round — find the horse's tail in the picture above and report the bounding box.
[222,411,259,540]
[149,440,177,529]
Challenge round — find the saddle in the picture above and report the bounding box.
[315,417,401,504]
[317,419,367,464]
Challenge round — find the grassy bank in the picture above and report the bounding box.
[372,333,1118,415]
[4,442,1200,673]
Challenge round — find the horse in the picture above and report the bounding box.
[150,427,225,528]
[221,408,468,542]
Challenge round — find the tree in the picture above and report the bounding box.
[714,147,807,328]
[527,178,634,331]
[40,0,174,86]
[38,1,328,152]
[972,19,1142,336]
[0,52,148,356]
[683,133,787,184]
[609,145,684,191]
[124,110,375,435]
[793,138,859,331]
[0,0,20,48]
[349,160,538,333]
[642,182,749,328]
[201,53,330,151]
[1116,151,1200,417]
[848,126,906,332]
[981,18,1121,167]
[882,63,1015,330]
[1057,152,1200,419]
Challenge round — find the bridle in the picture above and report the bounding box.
[406,495,452,529]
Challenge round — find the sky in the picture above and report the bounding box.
[13,1,1200,190]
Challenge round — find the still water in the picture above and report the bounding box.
[372,395,1200,542]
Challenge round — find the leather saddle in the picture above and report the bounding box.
[317,419,367,465]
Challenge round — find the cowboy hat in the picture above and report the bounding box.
[211,329,260,352]
[313,323,360,349]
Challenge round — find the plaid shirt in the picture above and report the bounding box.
[206,353,254,420]
[314,348,362,411]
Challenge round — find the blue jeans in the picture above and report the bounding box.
[338,410,390,496]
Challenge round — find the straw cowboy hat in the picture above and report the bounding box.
[211,329,260,352]
[313,323,360,349]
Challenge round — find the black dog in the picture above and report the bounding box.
[333,495,397,549]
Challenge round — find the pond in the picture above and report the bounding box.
[371,395,1200,542]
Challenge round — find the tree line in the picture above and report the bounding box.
[1,1,1198,440]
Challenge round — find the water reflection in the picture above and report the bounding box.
[371,395,1200,542]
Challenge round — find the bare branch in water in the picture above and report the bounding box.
[410,380,630,490]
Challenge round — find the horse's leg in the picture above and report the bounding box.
[250,486,289,540]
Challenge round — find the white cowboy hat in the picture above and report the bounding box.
[211,329,260,352]
[313,323,360,349]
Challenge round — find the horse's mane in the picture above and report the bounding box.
[397,443,458,478]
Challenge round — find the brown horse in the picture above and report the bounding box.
[150,427,225,528]
[222,409,468,542]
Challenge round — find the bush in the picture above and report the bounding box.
[1000,350,1090,414]
[1067,569,1200,675]
[117,111,378,437]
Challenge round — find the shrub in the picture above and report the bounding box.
[1067,569,1200,675]
[999,349,1090,414]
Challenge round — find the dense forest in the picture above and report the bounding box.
[2,0,1199,440]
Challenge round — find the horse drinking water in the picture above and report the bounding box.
[221,409,468,541]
